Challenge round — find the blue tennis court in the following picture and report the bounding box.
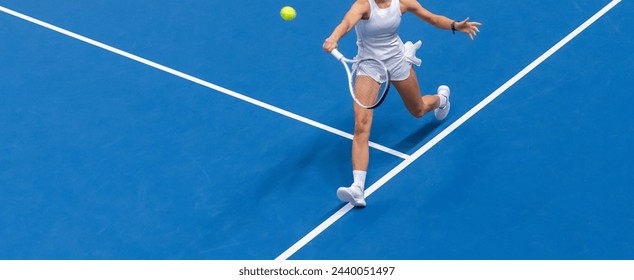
[0,0,632,260]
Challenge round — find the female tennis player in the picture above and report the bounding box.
[323,0,481,207]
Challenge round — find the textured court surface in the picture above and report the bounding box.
[0,0,632,260]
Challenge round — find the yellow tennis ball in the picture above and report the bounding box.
[280,6,296,21]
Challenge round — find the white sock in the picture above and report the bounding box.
[352,170,367,191]
[437,94,448,108]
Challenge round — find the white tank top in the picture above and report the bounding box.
[355,0,403,61]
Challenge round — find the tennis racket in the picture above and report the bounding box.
[330,49,390,109]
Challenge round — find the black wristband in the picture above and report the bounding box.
[451,21,456,34]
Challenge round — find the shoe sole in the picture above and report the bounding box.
[336,187,366,207]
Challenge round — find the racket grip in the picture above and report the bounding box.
[330,49,344,61]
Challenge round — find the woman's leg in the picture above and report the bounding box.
[392,67,443,118]
[351,101,373,171]
[337,76,380,207]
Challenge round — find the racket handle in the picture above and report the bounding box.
[330,49,344,61]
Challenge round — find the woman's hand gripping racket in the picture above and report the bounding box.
[330,49,390,109]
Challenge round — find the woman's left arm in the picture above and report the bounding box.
[401,0,481,40]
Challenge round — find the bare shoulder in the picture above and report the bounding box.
[349,0,371,18]
[352,0,371,11]
[399,0,432,18]
[399,0,420,10]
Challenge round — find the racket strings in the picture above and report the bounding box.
[351,59,389,108]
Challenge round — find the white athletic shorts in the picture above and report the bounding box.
[391,40,423,81]
[354,40,423,82]
[385,54,414,81]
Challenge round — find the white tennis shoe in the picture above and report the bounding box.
[434,85,451,121]
[336,185,366,207]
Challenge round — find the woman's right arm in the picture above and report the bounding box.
[323,0,369,53]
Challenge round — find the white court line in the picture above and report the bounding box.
[275,0,622,260]
[0,5,409,160]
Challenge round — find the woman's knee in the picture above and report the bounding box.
[354,116,372,136]
[408,107,425,118]
[407,96,437,118]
